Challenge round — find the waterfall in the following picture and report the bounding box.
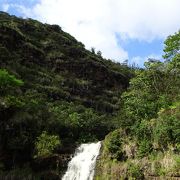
[62,141,101,180]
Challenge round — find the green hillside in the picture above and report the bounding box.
[0,12,133,178]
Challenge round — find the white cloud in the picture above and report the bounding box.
[28,0,129,61]
[6,0,180,63]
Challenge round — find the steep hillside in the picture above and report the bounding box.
[0,11,132,113]
[0,12,133,178]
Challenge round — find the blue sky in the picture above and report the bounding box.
[0,0,180,67]
[0,0,39,8]
[116,34,164,66]
[0,0,39,16]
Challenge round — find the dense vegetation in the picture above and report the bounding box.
[0,12,134,178]
[95,31,180,179]
[0,11,179,179]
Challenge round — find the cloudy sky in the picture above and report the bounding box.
[0,0,180,66]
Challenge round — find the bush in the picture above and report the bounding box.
[135,120,152,141]
[0,69,23,95]
[127,162,144,179]
[104,129,125,160]
[137,139,152,158]
[153,102,180,150]
[34,131,61,158]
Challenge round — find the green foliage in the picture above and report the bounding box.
[0,69,23,94]
[119,31,180,146]
[122,70,157,125]
[94,31,180,180]
[1,95,25,108]
[104,129,125,160]
[126,31,179,159]
[127,162,144,180]
[153,102,180,150]
[47,101,109,142]
[34,131,61,158]
[163,30,180,60]
[135,120,152,141]
[174,155,180,171]
[137,139,152,158]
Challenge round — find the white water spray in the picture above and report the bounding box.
[62,141,101,180]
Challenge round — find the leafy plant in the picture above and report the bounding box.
[104,129,125,160]
[34,131,61,158]
[0,69,23,95]
[127,162,144,179]
[137,139,152,158]
[153,102,180,150]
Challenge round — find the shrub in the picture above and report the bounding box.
[153,102,180,149]
[104,129,125,160]
[137,139,152,158]
[0,69,23,90]
[34,131,61,158]
[127,162,144,179]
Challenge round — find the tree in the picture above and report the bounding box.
[122,59,128,66]
[163,31,180,102]
[118,31,180,156]
[34,131,61,158]
[91,47,95,54]
[97,50,102,57]
[163,30,180,60]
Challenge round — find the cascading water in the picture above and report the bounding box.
[62,141,101,180]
